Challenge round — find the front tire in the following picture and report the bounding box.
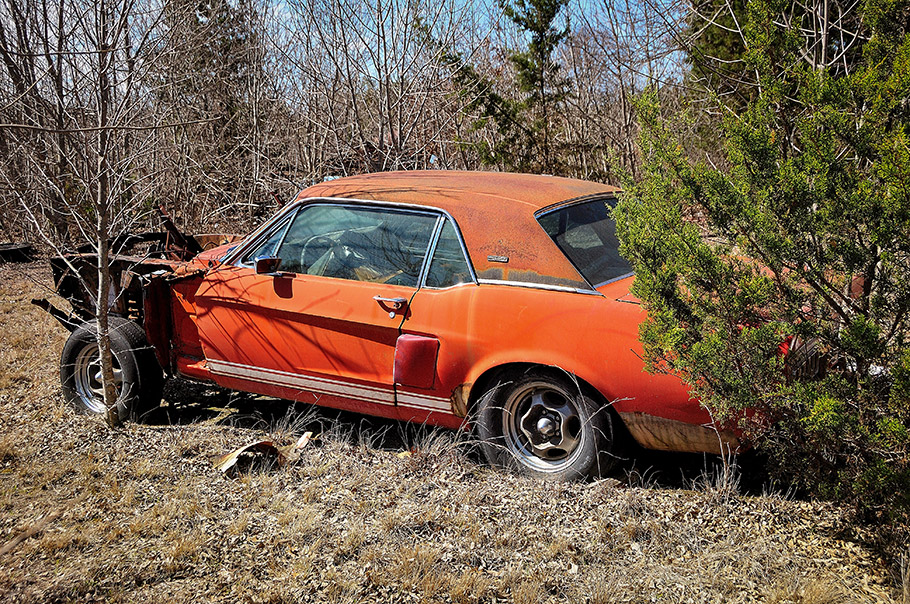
[60,317,163,422]
[476,369,615,480]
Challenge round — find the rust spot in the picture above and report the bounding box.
[618,412,741,455]
[450,383,470,417]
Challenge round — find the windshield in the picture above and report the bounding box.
[537,198,633,287]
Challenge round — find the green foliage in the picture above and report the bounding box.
[499,0,570,173]
[616,0,910,517]
[436,0,570,173]
[686,0,753,103]
[427,33,526,169]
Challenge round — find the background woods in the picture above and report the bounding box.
[0,0,688,242]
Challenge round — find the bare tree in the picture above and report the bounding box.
[562,0,687,180]
[276,0,485,177]
[0,0,175,425]
[144,0,290,233]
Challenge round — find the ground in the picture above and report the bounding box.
[0,262,906,604]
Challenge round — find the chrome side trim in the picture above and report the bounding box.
[207,359,453,412]
[208,359,395,405]
[476,279,604,296]
[397,391,452,412]
[594,272,635,288]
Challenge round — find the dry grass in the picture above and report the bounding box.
[0,261,905,603]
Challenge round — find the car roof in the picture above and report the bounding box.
[298,171,617,212]
[297,171,619,291]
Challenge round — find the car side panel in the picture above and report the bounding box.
[193,264,409,417]
[402,281,709,427]
[396,285,476,426]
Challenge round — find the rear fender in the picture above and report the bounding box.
[461,349,607,413]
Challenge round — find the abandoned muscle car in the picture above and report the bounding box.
[42,171,738,480]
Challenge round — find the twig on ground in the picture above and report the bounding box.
[0,511,62,556]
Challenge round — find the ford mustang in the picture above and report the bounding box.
[45,171,738,480]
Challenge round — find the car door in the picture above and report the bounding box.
[392,218,480,427]
[193,202,439,418]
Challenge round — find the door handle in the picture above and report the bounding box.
[373,295,408,317]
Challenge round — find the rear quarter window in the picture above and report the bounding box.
[537,198,633,287]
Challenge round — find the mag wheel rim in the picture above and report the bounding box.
[73,343,122,415]
[501,381,585,473]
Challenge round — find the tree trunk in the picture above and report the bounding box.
[95,0,119,427]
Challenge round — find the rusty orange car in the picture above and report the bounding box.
[45,171,737,480]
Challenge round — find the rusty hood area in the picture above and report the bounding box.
[43,214,242,330]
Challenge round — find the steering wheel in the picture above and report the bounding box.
[301,235,339,273]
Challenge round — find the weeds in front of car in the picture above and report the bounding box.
[689,447,742,505]
[0,263,905,603]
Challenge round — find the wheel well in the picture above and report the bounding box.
[467,362,533,417]
[467,363,622,425]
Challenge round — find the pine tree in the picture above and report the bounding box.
[439,0,571,174]
[615,0,910,516]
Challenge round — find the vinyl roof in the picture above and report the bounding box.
[298,170,618,212]
[297,171,620,291]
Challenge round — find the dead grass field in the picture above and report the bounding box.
[0,261,907,604]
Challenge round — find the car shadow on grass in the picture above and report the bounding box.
[143,377,447,453]
[616,444,771,495]
[142,378,302,428]
[142,377,772,494]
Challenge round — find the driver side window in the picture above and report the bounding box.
[242,214,292,264]
[269,204,438,287]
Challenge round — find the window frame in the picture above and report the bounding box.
[421,217,477,290]
[225,197,478,289]
[236,211,296,267]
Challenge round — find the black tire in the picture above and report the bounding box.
[60,317,164,422]
[476,369,616,481]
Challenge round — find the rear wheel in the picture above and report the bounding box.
[477,369,615,480]
[60,317,163,422]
